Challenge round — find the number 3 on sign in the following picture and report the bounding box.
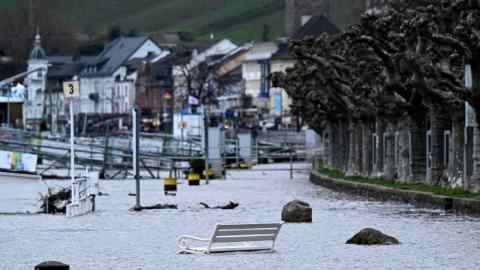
[63,81,80,98]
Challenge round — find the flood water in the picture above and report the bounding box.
[1,163,479,270]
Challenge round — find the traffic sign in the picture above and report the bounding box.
[63,81,80,98]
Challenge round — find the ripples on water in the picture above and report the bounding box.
[1,164,479,270]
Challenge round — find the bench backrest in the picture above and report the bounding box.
[210,223,282,244]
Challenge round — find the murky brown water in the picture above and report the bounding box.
[1,163,479,270]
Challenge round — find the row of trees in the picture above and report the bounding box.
[274,0,480,192]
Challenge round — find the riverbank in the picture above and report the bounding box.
[310,167,480,216]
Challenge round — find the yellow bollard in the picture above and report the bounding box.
[239,162,251,169]
[188,173,200,186]
[203,168,214,179]
[164,176,177,195]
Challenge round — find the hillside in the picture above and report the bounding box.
[0,0,286,42]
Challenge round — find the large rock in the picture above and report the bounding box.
[281,200,312,223]
[346,228,400,245]
[35,261,70,270]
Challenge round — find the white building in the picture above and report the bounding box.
[24,34,169,132]
[79,36,168,115]
[242,42,278,110]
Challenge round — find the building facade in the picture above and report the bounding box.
[24,34,169,133]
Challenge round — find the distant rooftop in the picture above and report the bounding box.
[291,15,340,40]
[245,42,278,61]
[95,36,151,75]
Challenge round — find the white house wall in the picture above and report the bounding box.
[242,61,261,98]
[25,59,48,127]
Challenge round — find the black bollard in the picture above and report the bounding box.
[35,261,69,270]
[90,194,96,212]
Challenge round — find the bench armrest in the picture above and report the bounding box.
[177,235,210,254]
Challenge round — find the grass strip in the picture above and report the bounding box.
[317,167,480,200]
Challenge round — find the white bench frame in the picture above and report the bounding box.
[177,223,282,255]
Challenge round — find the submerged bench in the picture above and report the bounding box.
[177,223,282,254]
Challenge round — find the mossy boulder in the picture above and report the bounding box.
[281,200,312,223]
[346,228,400,245]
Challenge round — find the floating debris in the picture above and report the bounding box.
[200,201,239,209]
[39,188,71,214]
[129,204,178,212]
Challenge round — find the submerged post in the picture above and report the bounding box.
[204,107,209,185]
[290,144,294,180]
[70,99,76,202]
[133,107,141,210]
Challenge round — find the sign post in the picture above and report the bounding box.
[132,106,142,211]
[63,81,80,203]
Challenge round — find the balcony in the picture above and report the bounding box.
[0,90,25,103]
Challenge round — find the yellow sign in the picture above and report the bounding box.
[63,81,80,98]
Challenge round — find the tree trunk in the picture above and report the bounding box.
[346,121,357,176]
[373,118,385,177]
[471,125,480,192]
[362,122,372,176]
[449,113,464,188]
[469,60,480,192]
[409,118,427,183]
[339,121,349,171]
[429,107,450,186]
[355,122,363,174]
[396,118,410,181]
[331,122,341,170]
[323,123,334,168]
[384,123,395,180]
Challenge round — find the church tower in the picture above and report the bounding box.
[25,28,49,130]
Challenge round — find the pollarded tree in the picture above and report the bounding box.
[355,0,475,184]
[275,0,480,189]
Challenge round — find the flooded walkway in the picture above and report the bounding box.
[1,163,479,270]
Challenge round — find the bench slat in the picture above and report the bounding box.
[213,235,276,243]
[209,246,273,253]
[216,224,281,230]
[215,229,279,236]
